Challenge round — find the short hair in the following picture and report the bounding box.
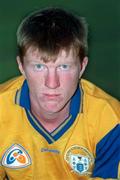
[17,7,88,63]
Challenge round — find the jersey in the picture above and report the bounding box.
[0,76,120,180]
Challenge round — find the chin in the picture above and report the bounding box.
[43,103,64,113]
[45,107,61,114]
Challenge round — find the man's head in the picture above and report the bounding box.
[16,7,88,115]
[17,7,88,64]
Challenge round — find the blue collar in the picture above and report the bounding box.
[15,79,82,116]
[15,80,83,144]
[15,80,31,110]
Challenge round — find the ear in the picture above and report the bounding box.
[16,56,26,78]
[79,56,88,78]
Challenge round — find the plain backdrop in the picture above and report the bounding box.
[0,0,119,99]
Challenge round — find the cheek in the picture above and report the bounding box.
[24,71,42,94]
[24,68,43,85]
[60,71,79,86]
[60,73,79,100]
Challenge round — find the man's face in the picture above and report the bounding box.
[17,47,87,114]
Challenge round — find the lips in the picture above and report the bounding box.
[43,93,62,101]
[44,93,60,96]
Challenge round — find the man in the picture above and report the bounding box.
[0,7,120,179]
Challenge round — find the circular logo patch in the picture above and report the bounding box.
[64,145,94,176]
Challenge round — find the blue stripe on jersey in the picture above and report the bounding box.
[92,124,120,178]
[70,86,81,119]
[15,80,81,144]
[53,87,81,140]
[25,109,55,144]
[19,80,31,110]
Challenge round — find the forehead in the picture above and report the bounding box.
[23,46,78,63]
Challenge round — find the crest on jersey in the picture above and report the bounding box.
[64,145,94,176]
[2,144,31,169]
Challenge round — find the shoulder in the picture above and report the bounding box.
[80,79,120,141]
[0,76,25,125]
[81,79,120,178]
[81,78,120,116]
[0,75,25,109]
[0,76,25,95]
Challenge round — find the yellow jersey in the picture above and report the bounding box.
[0,76,120,180]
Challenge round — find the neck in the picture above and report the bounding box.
[30,99,70,132]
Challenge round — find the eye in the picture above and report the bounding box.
[58,64,70,70]
[34,64,46,71]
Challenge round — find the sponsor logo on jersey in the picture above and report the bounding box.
[41,148,60,154]
[2,144,31,169]
[64,145,94,176]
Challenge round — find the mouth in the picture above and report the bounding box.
[43,93,61,100]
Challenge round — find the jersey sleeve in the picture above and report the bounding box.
[92,100,120,179]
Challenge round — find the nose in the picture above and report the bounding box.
[45,68,60,89]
